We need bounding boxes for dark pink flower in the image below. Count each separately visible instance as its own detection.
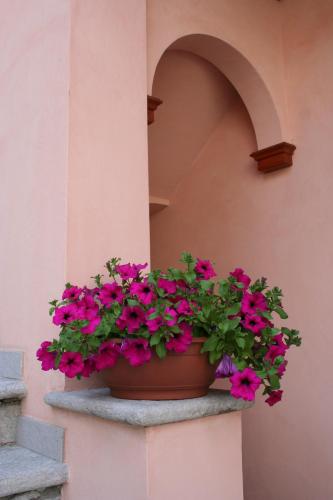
[146,308,163,333]
[94,341,119,371]
[166,322,192,353]
[81,357,96,378]
[116,306,145,333]
[176,299,193,316]
[77,295,99,321]
[164,307,177,327]
[157,278,177,294]
[230,268,251,290]
[81,316,101,335]
[116,263,147,280]
[265,335,288,363]
[277,359,288,377]
[194,259,216,280]
[59,352,84,378]
[241,292,267,315]
[122,338,152,367]
[215,355,238,378]
[53,304,80,326]
[265,390,283,406]
[242,314,267,335]
[36,341,56,371]
[130,279,156,305]
[62,285,83,301]
[230,368,261,401]
[99,283,124,306]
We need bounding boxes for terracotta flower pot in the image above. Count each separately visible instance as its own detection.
[101,338,217,400]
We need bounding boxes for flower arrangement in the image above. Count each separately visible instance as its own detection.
[37,253,301,405]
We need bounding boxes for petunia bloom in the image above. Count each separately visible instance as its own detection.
[230,268,251,290]
[265,334,289,363]
[130,279,156,305]
[164,307,178,327]
[116,306,146,333]
[241,292,267,315]
[215,354,238,378]
[194,259,217,280]
[122,339,152,367]
[146,308,163,333]
[277,359,288,377]
[77,295,99,321]
[230,368,261,401]
[81,357,96,378]
[176,299,193,316]
[59,352,84,378]
[99,283,124,306]
[62,285,82,301]
[53,304,80,326]
[116,263,147,280]
[242,314,267,335]
[94,341,119,371]
[36,341,56,371]
[265,390,283,406]
[157,278,177,294]
[166,322,192,353]
[81,316,101,335]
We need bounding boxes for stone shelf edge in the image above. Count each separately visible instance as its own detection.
[44,388,253,427]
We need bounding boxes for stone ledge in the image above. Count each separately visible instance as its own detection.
[0,379,26,401]
[45,388,252,427]
[0,446,68,497]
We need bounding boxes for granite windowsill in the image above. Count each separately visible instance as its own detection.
[44,388,253,427]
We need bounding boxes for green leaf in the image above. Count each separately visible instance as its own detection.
[236,336,245,349]
[201,336,219,352]
[274,306,288,319]
[269,374,281,390]
[150,333,163,346]
[199,280,214,291]
[156,342,167,359]
[225,303,241,316]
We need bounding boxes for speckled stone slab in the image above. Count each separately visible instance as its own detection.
[0,400,21,445]
[1,485,61,500]
[0,446,68,497]
[0,379,26,401]
[45,388,252,427]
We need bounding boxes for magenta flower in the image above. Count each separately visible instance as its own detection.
[164,307,178,326]
[277,359,288,377]
[94,341,119,371]
[194,259,217,280]
[176,299,193,316]
[265,334,288,362]
[157,278,177,294]
[215,354,238,378]
[122,338,152,367]
[265,390,283,406]
[99,283,124,307]
[77,295,99,321]
[62,285,82,301]
[242,314,267,335]
[230,368,261,401]
[116,262,147,280]
[146,308,163,333]
[81,357,96,378]
[241,292,267,315]
[130,279,156,305]
[81,316,101,335]
[166,322,192,353]
[230,268,251,290]
[116,306,145,333]
[59,352,84,378]
[53,304,80,326]
[36,341,56,371]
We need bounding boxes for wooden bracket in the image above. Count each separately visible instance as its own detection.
[250,142,296,173]
[148,95,163,125]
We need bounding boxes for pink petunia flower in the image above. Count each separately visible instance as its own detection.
[130,279,156,305]
[241,292,267,315]
[215,354,238,378]
[176,299,193,316]
[164,307,178,327]
[62,286,83,301]
[122,338,152,367]
[94,341,119,371]
[230,268,251,290]
[81,316,101,335]
[36,341,56,371]
[265,390,283,406]
[99,283,124,307]
[116,306,145,333]
[157,278,177,294]
[265,334,289,363]
[77,294,99,321]
[116,263,148,280]
[59,352,84,378]
[277,359,288,377]
[166,322,192,353]
[146,308,163,333]
[242,314,267,335]
[53,304,80,326]
[81,357,96,378]
[194,259,217,280]
[230,368,261,401]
